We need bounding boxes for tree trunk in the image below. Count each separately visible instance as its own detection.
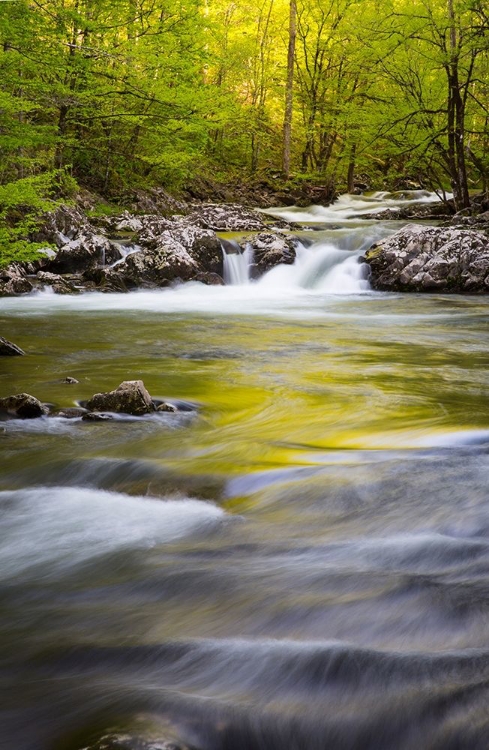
[282,0,296,178]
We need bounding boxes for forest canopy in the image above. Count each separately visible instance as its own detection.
[0,0,488,208]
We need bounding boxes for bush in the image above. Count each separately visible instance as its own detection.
[0,170,78,268]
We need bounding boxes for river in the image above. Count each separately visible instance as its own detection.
[1,192,489,750]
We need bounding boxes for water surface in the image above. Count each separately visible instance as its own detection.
[1,192,489,750]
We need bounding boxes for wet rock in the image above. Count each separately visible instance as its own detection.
[193,271,225,285]
[156,402,178,413]
[51,407,87,419]
[61,376,79,384]
[82,733,186,750]
[86,380,155,415]
[243,231,297,275]
[364,224,489,292]
[0,393,48,419]
[36,271,77,294]
[44,233,116,274]
[0,265,34,296]
[165,225,223,276]
[0,337,25,356]
[115,238,200,287]
[82,412,114,422]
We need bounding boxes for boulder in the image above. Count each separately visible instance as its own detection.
[0,393,48,419]
[0,276,33,296]
[114,237,200,287]
[32,204,90,247]
[242,232,297,275]
[36,271,77,294]
[85,380,155,415]
[185,203,268,232]
[43,233,118,274]
[0,337,25,356]
[364,224,489,292]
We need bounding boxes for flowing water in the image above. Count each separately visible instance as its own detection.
[1,192,489,750]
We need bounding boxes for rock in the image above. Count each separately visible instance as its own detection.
[0,276,33,296]
[82,412,114,422]
[165,225,223,276]
[32,205,90,247]
[51,407,87,418]
[185,203,268,232]
[44,233,117,274]
[61,376,79,384]
[36,271,77,294]
[242,231,297,275]
[156,402,177,413]
[0,393,48,419]
[82,733,186,750]
[86,380,155,415]
[193,272,225,285]
[115,238,200,287]
[364,224,489,292]
[0,337,25,356]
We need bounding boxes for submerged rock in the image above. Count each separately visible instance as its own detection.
[0,393,48,419]
[0,337,25,356]
[364,224,489,292]
[86,380,155,415]
[82,412,115,422]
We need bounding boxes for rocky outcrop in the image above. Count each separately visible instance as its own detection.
[185,203,268,232]
[0,393,48,418]
[364,224,489,292]
[242,232,297,275]
[85,380,155,415]
[0,265,33,296]
[36,271,78,294]
[0,337,25,356]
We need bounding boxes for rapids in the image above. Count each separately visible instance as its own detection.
[1,191,489,750]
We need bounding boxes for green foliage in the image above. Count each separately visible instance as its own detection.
[0,0,487,199]
[0,171,77,269]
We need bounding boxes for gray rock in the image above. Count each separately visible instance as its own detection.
[86,380,155,415]
[0,276,33,296]
[51,407,86,418]
[0,337,25,356]
[0,393,48,419]
[115,238,200,287]
[242,231,297,275]
[44,233,115,274]
[82,412,114,422]
[36,271,77,294]
[186,202,267,231]
[61,376,79,384]
[364,224,489,292]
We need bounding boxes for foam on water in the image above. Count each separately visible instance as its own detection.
[0,487,226,580]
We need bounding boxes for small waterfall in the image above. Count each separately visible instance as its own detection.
[110,243,142,268]
[258,242,369,294]
[221,240,254,285]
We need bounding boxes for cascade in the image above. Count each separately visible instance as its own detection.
[221,239,254,285]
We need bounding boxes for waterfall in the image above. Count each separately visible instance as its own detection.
[110,243,142,268]
[221,240,254,285]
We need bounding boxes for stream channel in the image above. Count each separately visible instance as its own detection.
[1,192,489,749]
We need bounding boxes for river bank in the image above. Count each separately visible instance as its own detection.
[1,189,489,297]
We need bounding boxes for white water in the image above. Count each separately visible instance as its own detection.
[261,189,449,224]
[110,242,142,267]
[223,243,254,285]
[0,487,226,581]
